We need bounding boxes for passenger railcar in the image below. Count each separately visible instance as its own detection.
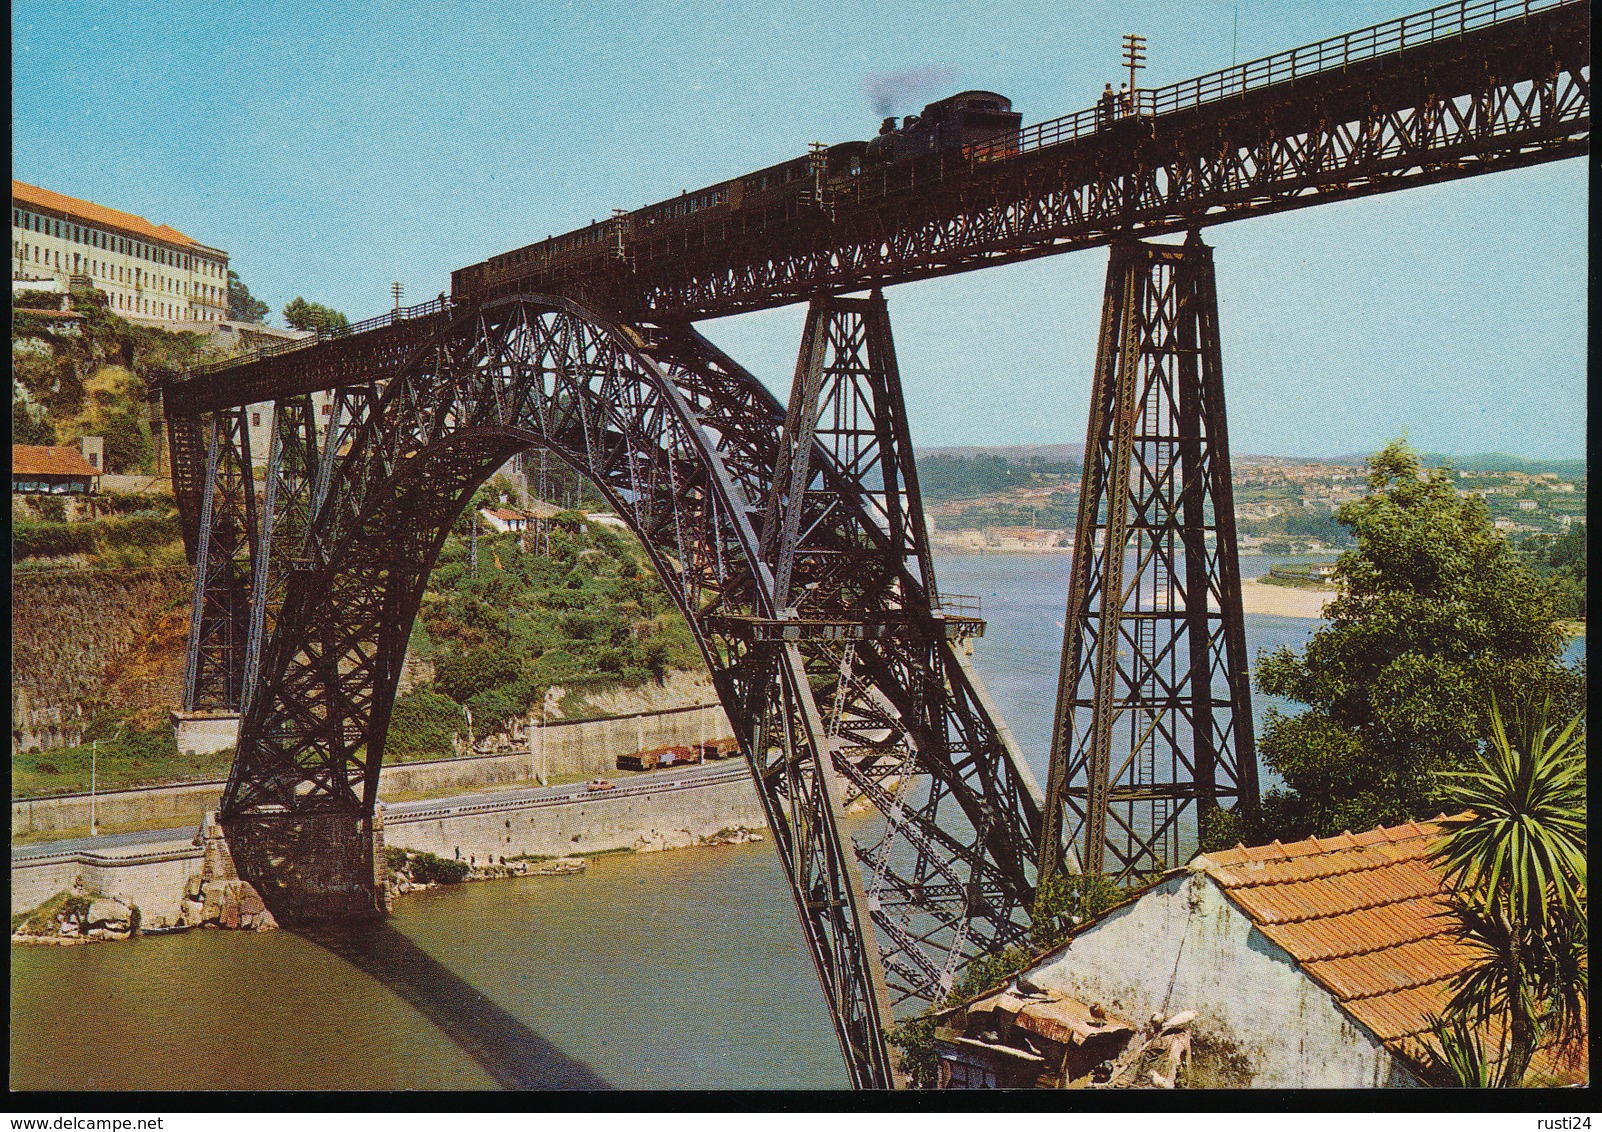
[451,91,1020,305]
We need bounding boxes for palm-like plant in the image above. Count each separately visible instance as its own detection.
[1428,701,1587,1087]
[1433,704,1587,930]
[1419,1012,1492,1088]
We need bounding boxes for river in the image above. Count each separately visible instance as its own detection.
[9,552,1585,1090]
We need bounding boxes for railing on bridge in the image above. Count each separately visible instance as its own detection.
[186,295,454,378]
[1008,0,1567,156]
[934,593,982,619]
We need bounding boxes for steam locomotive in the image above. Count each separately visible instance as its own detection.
[450,91,1022,303]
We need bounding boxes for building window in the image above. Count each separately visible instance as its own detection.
[321,404,332,417]
[252,412,261,426]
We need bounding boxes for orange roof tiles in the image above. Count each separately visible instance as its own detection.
[12,179,209,251]
[13,445,100,478]
[1195,817,1586,1085]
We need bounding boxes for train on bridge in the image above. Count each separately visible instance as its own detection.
[449,90,1022,304]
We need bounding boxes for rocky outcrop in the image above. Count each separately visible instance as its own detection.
[10,882,140,945]
[633,824,763,853]
[11,565,190,751]
[577,671,719,717]
[384,852,589,900]
[179,874,277,932]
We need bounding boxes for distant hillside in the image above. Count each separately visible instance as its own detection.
[1320,452,1587,477]
[919,444,1584,477]
[917,443,1085,464]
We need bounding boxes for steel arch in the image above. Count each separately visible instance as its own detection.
[207,293,1042,1087]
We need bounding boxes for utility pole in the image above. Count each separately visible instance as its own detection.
[90,739,98,837]
[391,281,404,311]
[1123,33,1147,109]
[470,512,478,576]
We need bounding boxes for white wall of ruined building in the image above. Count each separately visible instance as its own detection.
[1024,871,1417,1088]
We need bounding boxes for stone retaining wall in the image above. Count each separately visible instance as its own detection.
[12,770,767,919]
[383,771,767,862]
[13,702,732,839]
[10,845,202,924]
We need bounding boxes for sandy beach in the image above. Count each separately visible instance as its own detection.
[1239,577,1334,619]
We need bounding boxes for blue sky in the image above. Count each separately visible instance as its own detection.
[13,0,1586,458]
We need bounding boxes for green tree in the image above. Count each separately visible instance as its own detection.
[98,405,155,474]
[282,297,350,335]
[1029,871,1122,950]
[12,395,54,444]
[227,270,270,323]
[1422,703,1587,1086]
[1243,442,1582,843]
[1518,524,1587,621]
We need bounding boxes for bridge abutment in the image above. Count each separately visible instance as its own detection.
[220,808,389,926]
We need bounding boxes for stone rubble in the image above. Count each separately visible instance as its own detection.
[632,824,764,853]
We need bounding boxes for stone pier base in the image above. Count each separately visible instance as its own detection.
[219,807,389,927]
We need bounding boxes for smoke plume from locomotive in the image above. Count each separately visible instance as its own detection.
[862,64,959,118]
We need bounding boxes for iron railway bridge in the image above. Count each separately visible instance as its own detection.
[157,0,1586,1089]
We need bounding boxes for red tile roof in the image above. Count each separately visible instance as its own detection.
[12,445,100,478]
[12,180,206,251]
[1196,818,1586,1085]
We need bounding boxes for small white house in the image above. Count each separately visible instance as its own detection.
[479,506,530,533]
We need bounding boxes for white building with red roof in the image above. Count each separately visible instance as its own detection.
[11,180,229,323]
[13,442,103,495]
[479,506,531,533]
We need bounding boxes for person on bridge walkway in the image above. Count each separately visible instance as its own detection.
[1098,83,1116,129]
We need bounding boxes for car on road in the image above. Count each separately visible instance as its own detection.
[585,778,616,792]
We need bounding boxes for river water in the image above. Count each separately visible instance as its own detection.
[10,552,1584,1091]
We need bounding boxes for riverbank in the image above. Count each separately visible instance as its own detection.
[11,761,767,927]
[1238,577,1333,619]
[11,816,771,947]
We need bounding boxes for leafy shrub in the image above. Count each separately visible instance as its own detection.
[433,645,520,703]
[467,687,521,733]
[113,490,175,515]
[398,850,470,885]
[99,514,180,549]
[12,520,97,559]
[386,690,465,759]
[1030,871,1122,949]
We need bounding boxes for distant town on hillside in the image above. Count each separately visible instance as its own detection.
[915,445,1587,558]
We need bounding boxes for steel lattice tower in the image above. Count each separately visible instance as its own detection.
[1042,234,1259,885]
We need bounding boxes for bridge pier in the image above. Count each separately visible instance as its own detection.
[221,808,389,927]
[1042,234,1259,886]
